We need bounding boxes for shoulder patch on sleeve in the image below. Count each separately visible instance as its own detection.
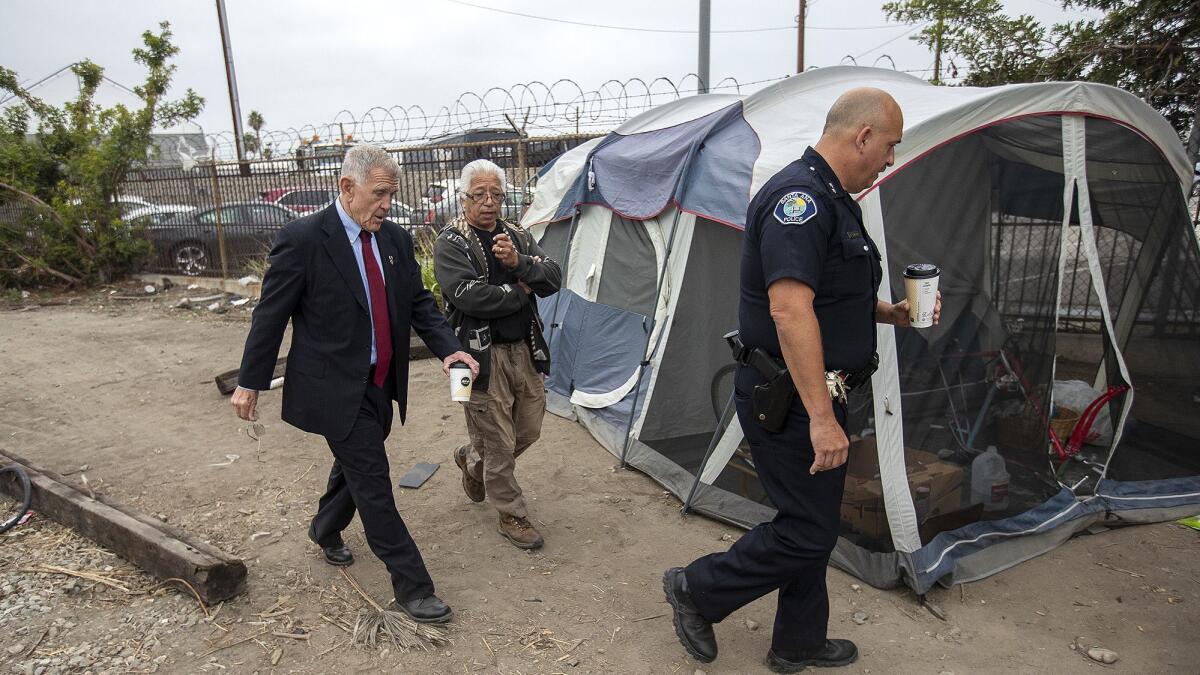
[773,191,819,225]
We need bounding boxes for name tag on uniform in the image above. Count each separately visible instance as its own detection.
[773,191,818,225]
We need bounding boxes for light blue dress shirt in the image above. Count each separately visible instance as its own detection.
[335,197,385,366]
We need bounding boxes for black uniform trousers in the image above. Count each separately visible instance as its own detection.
[684,366,848,655]
[310,371,435,603]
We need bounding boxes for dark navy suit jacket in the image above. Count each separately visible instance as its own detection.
[238,203,459,441]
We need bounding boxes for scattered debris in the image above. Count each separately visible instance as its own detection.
[210,454,240,467]
[1087,647,1120,664]
[230,297,250,307]
[144,284,157,294]
[850,583,862,592]
[1094,561,1145,578]
[1176,514,1200,531]
[743,618,759,631]
[1072,637,1120,664]
[341,568,448,650]
[238,275,261,288]
[922,599,948,621]
[397,462,440,489]
[851,611,869,625]
[174,293,225,309]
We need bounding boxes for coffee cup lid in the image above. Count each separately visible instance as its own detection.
[904,263,940,278]
[449,361,470,369]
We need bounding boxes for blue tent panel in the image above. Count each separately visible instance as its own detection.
[554,102,758,225]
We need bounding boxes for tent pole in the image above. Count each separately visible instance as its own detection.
[618,206,686,468]
[544,208,582,350]
[682,391,737,515]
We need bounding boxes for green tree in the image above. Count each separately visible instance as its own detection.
[242,131,260,157]
[883,0,1199,167]
[0,21,203,285]
[247,109,264,158]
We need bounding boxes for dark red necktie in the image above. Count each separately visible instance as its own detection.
[359,231,392,387]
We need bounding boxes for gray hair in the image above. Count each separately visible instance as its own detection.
[339,143,400,185]
[459,159,506,191]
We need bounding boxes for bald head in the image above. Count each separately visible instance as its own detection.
[822,87,902,136]
[813,87,904,193]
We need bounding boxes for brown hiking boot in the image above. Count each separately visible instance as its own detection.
[454,445,485,503]
[498,514,544,549]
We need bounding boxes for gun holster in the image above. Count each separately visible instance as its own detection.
[724,330,794,433]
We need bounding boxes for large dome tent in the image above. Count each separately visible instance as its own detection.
[521,66,1200,593]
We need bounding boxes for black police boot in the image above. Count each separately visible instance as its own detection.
[393,594,453,623]
[766,640,859,672]
[307,522,353,566]
[662,567,717,663]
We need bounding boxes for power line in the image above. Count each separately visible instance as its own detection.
[443,0,905,34]
[854,22,928,60]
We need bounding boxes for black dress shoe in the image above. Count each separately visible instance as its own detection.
[662,567,716,663]
[307,523,354,566]
[767,640,859,672]
[394,594,453,623]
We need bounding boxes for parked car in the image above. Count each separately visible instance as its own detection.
[260,187,338,214]
[419,178,528,228]
[123,202,194,225]
[148,202,299,276]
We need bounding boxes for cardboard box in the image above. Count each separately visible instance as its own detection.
[840,444,965,540]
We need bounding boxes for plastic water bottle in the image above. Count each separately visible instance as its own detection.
[971,445,1010,512]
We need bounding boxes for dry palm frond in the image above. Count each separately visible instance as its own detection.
[339,568,449,650]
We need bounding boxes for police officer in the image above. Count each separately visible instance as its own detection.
[663,88,940,672]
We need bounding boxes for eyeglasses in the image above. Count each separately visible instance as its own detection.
[461,190,506,204]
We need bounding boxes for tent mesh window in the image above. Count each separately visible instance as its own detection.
[640,218,741,469]
[835,115,1200,553]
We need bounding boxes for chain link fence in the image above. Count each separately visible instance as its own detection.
[113,133,601,278]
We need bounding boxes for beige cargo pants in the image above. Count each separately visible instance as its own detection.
[462,341,545,518]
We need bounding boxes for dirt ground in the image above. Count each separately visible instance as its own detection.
[1,282,1198,675]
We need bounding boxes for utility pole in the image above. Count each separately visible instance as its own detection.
[796,0,806,72]
[932,7,944,84]
[698,0,711,93]
[215,0,247,168]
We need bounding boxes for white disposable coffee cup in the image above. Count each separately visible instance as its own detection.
[449,362,473,402]
[903,263,941,328]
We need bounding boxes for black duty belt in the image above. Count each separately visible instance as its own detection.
[724,330,877,404]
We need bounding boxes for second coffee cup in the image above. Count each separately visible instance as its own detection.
[903,263,940,328]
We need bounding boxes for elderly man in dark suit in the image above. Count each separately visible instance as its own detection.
[231,143,477,623]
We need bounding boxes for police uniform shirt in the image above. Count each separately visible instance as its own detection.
[738,146,883,374]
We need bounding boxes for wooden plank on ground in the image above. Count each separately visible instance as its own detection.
[215,330,437,396]
[214,356,287,395]
[0,450,247,604]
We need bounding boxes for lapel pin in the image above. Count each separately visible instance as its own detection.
[388,255,395,265]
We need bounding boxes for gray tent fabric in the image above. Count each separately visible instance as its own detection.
[596,215,659,316]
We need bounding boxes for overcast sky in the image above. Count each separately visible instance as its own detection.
[2,0,1093,144]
